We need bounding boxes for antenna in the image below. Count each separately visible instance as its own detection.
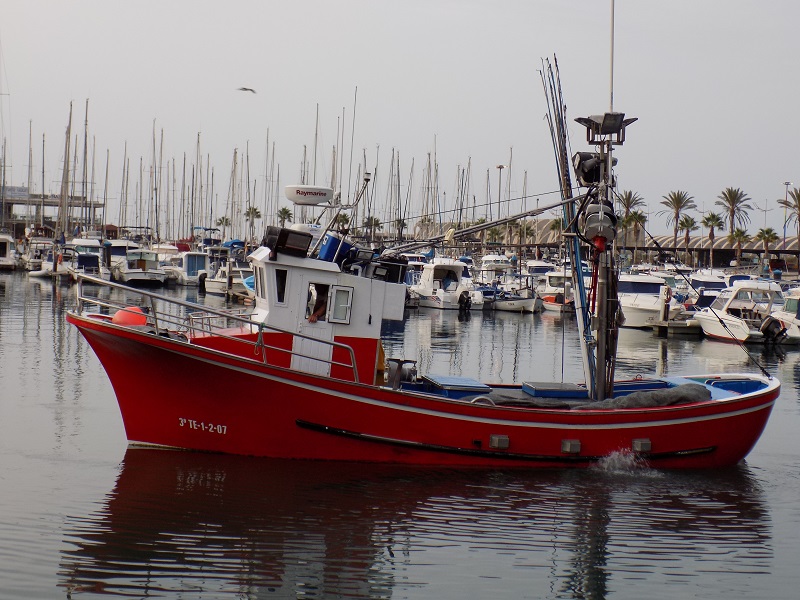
[609,0,616,111]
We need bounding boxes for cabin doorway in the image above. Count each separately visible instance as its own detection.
[292,280,334,376]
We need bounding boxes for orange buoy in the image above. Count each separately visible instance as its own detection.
[112,306,147,326]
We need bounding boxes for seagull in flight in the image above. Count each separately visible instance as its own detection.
[238,87,256,94]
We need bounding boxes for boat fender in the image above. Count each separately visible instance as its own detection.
[57,253,63,264]
[111,306,147,326]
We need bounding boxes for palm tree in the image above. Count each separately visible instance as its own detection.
[487,226,504,244]
[245,206,261,222]
[394,218,407,240]
[701,212,724,269]
[728,228,749,266]
[277,207,293,228]
[245,206,261,243]
[753,227,779,272]
[215,216,231,228]
[678,214,699,266]
[715,187,753,233]
[332,213,350,230]
[658,190,696,253]
[628,210,647,264]
[777,185,800,255]
[473,217,487,244]
[517,218,532,246]
[362,216,383,243]
[617,190,646,249]
[505,220,521,245]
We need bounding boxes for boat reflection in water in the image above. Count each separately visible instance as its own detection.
[59,448,772,599]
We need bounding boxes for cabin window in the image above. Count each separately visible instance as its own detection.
[306,283,330,322]
[254,266,265,297]
[328,286,353,324]
[275,269,288,304]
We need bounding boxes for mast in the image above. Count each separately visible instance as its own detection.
[102,148,109,235]
[89,136,96,233]
[573,113,637,400]
[81,99,89,233]
[27,121,32,229]
[1,137,6,228]
[40,133,45,228]
[57,102,73,243]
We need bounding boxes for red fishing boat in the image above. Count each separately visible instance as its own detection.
[67,94,779,468]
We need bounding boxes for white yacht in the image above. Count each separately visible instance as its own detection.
[20,237,53,271]
[409,257,484,310]
[162,250,211,286]
[0,229,18,270]
[114,248,167,285]
[617,273,683,328]
[63,238,112,282]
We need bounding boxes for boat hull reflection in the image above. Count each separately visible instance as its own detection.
[59,448,772,598]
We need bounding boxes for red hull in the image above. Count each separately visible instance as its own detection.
[67,311,778,469]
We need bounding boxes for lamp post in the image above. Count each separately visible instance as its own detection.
[782,181,793,251]
[753,200,773,229]
[496,165,505,220]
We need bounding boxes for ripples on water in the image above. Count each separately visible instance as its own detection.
[0,272,798,599]
[56,450,774,599]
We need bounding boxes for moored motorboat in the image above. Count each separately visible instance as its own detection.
[0,229,19,270]
[409,257,484,310]
[692,279,798,344]
[617,273,684,328]
[538,269,576,312]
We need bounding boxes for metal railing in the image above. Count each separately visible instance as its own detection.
[73,274,361,382]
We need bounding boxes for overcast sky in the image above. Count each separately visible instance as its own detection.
[1,0,798,237]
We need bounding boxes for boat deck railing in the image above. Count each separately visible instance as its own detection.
[73,274,361,382]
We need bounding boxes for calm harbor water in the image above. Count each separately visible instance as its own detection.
[1,269,799,599]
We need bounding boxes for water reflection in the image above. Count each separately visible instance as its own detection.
[59,449,772,599]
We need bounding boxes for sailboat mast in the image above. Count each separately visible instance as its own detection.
[27,121,32,229]
[40,133,45,228]
[102,148,109,234]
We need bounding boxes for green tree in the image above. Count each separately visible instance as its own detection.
[753,227,779,270]
[332,213,351,230]
[701,212,725,269]
[394,218,407,240]
[777,186,800,255]
[277,207,293,228]
[473,217,487,244]
[715,187,753,233]
[617,190,646,249]
[245,206,262,222]
[627,210,647,264]
[245,206,262,243]
[362,215,383,242]
[487,226,504,243]
[678,214,699,266]
[658,190,697,253]
[728,228,750,266]
[215,216,231,228]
